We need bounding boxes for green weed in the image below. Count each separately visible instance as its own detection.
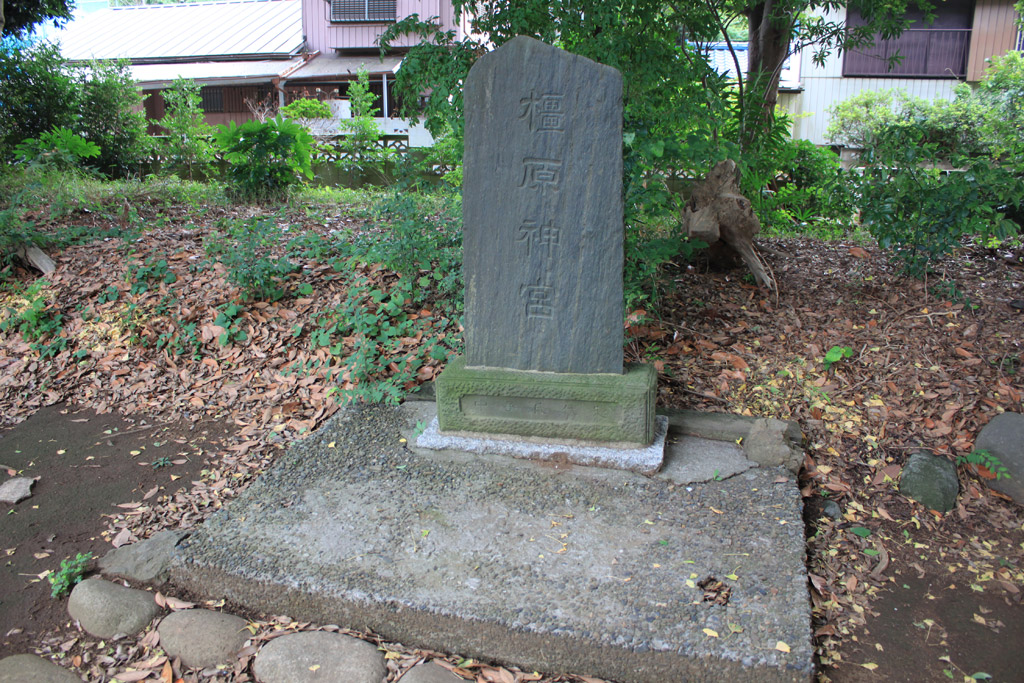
[48,552,93,598]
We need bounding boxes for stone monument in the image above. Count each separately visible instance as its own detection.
[423,36,666,472]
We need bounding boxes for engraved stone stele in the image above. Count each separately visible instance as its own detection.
[432,36,661,464]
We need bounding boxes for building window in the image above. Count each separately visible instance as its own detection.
[330,0,396,22]
[843,0,973,78]
[200,86,224,113]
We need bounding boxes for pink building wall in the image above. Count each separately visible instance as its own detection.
[303,0,460,53]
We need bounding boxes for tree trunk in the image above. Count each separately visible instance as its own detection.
[681,160,774,289]
[744,0,793,145]
[0,0,6,35]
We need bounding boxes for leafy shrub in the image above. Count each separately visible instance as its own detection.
[0,41,79,156]
[158,78,215,180]
[975,51,1024,158]
[213,116,314,201]
[14,127,100,171]
[281,98,332,120]
[827,87,988,159]
[77,60,150,178]
[755,140,855,234]
[851,127,1022,276]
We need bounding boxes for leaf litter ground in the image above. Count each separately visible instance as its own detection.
[0,198,1022,682]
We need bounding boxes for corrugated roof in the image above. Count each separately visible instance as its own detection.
[56,0,303,63]
[287,53,404,79]
[131,57,307,88]
[701,42,801,91]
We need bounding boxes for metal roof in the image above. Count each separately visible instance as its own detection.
[56,0,303,63]
[130,57,307,88]
[701,42,802,91]
[287,53,404,80]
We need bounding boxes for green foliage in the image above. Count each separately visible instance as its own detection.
[336,70,396,182]
[14,127,101,171]
[291,190,462,405]
[213,302,248,345]
[0,42,79,155]
[956,449,1011,481]
[822,345,853,371]
[0,280,67,358]
[755,139,855,234]
[127,256,176,295]
[151,456,172,469]
[48,552,93,599]
[281,98,332,120]
[354,191,463,310]
[77,60,150,178]
[827,88,988,158]
[158,78,215,180]
[213,116,313,201]
[205,217,298,301]
[851,127,1022,276]
[975,51,1024,159]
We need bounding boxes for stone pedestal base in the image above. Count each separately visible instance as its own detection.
[435,356,657,447]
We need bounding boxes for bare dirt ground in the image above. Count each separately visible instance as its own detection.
[0,198,1021,682]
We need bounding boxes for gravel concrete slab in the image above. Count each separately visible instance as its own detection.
[171,403,812,683]
[416,415,668,474]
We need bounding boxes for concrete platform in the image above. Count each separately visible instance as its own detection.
[170,402,812,682]
[415,415,670,474]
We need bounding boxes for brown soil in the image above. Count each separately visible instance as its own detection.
[0,404,232,657]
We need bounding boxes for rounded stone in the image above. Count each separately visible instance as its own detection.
[401,661,463,683]
[974,411,1024,504]
[67,578,161,639]
[253,631,385,683]
[98,530,188,585]
[900,450,959,513]
[158,609,250,669]
[0,654,82,683]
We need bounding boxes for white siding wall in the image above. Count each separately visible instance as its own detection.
[797,7,963,145]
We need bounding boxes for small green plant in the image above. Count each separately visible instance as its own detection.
[97,285,120,304]
[0,281,67,358]
[956,449,1011,480]
[151,456,172,469]
[154,319,202,359]
[128,257,176,295]
[929,279,976,309]
[823,345,853,371]
[214,303,248,346]
[206,217,298,301]
[48,552,93,598]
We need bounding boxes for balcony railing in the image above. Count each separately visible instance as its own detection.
[843,28,971,78]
